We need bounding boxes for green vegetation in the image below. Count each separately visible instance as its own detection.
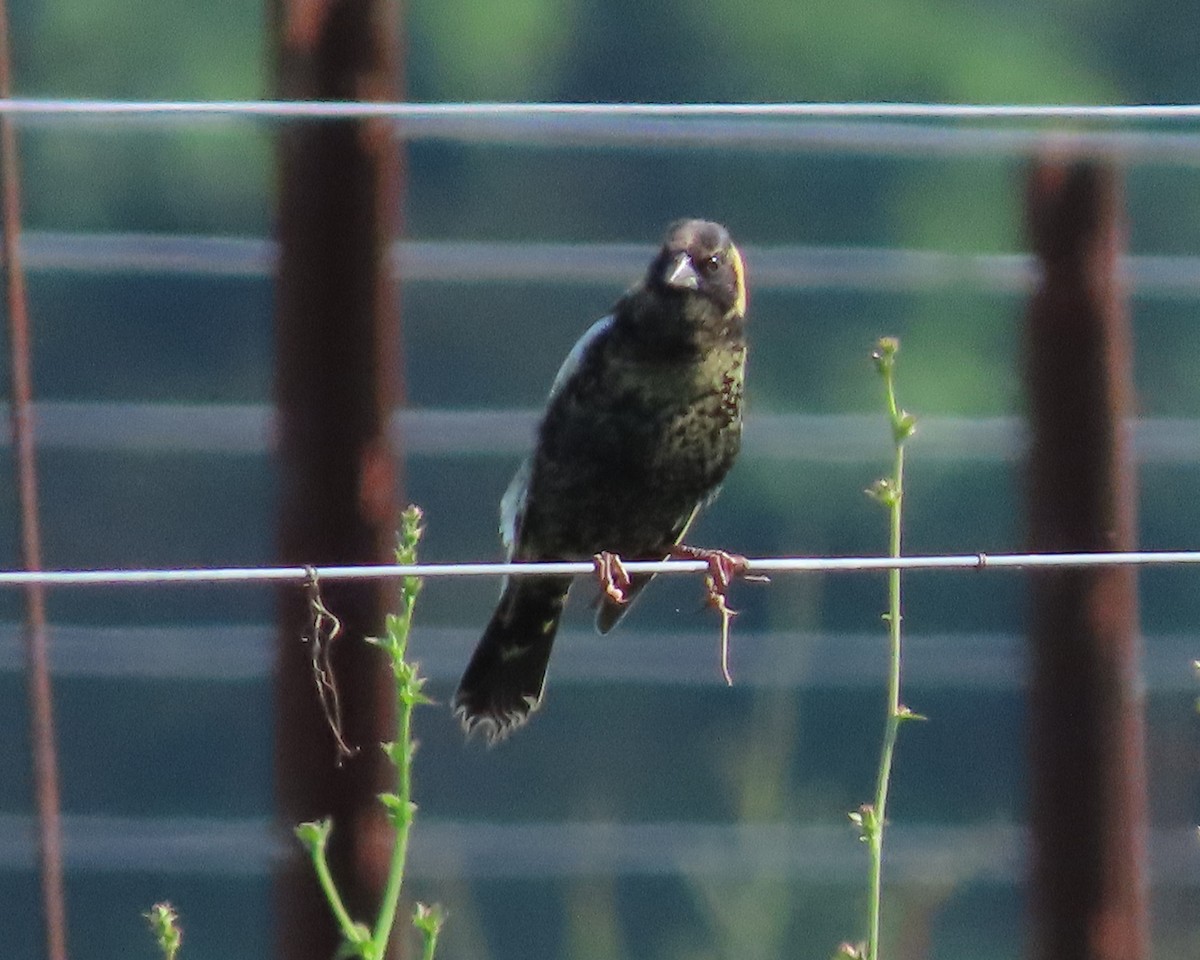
[840,338,922,959]
[144,902,183,960]
[296,507,444,960]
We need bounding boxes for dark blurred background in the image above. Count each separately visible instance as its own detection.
[1,1,1199,958]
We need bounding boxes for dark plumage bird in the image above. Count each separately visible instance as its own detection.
[454,219,749,741]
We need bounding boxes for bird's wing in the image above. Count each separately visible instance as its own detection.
[546,314,613,405]
[501,314,614,557]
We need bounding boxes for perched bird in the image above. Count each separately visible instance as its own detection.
[453,219,749,741]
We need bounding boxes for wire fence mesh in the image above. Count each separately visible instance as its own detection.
[6,97,1200,959]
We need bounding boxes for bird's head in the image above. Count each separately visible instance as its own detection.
[650,219,747,322]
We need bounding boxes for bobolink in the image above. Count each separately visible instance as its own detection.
[454,219,749,741]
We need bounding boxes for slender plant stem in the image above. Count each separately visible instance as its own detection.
[295,506,440,960]
[372,683,415,953]
[849,337,914,960]
[309,829,360,941]
[371,507,426,956]
[413,903,447,959]
[867,440,904,960]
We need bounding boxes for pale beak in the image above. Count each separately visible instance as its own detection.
[663,252,700,291]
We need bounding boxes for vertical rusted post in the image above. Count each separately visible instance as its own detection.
[1025,159,1148,960]
[272,1,403,958]
[0,3,69,959]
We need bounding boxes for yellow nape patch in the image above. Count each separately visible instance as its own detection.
[729,244,747,318]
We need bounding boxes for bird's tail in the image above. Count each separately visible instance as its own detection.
[453,576,571,742]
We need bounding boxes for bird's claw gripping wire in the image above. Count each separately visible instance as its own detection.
[670,545,767,685]
[593,550,633,605]
[670,544,765,605]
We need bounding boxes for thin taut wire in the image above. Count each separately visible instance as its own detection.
[1,99,1200,120]
[1,549,1200,588]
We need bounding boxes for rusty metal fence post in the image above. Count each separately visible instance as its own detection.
[272,1,404,957]
[1024,159,1149,960]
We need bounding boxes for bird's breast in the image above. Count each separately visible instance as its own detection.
[519,342,745,558]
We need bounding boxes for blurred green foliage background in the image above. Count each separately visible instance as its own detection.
[1,1,1199,959]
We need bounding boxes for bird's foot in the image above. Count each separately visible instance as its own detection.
[593,551,633,606]
[671,545,766,686]
[670,544,766,603]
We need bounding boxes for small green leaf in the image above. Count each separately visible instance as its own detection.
[865,478,898,507]
[378,793,416,826]
[295,819,332,851]
[894,410,917,443]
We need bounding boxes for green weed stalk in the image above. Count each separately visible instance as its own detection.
[144,902,183,960]
[295,505,445,960]
[838,338,919,960]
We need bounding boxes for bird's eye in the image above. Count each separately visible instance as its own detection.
[700,254,721,276]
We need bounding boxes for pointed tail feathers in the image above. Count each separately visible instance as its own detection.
[454,577,571,742]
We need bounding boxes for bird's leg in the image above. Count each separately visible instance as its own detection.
[671,545,765,686]
[670,544,764,603]
[593,550,633,606]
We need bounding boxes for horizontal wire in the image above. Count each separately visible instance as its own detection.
[2,550,1200,587]
[10,101,1200,164]
[4,99,1200,120]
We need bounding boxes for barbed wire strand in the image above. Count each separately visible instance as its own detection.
[2,550,1200,587]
